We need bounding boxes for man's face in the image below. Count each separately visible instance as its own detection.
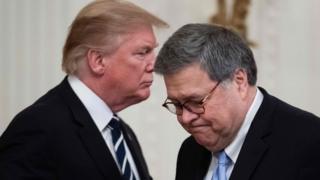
[164,64,246,152]
[102,25,158,110]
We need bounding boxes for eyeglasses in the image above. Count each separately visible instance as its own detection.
[162,81,221,115]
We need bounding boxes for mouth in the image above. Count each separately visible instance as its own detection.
[141,80,153,87]
[187,124,210,133]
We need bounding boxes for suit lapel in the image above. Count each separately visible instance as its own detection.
[229,132,268,180]
[230,87,274,180]
[58,77,122,179]
[77,124,121,179]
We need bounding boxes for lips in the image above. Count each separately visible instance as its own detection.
[140,82,153,89]
[187,123,210,132]
[141,80,153,87]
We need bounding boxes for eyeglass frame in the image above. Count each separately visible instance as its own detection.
[162,81,221,115]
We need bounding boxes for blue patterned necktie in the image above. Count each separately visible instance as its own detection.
[108,116,136,180]
[212,151,231,180]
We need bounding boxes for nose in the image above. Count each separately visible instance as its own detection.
[179,107,199,126]
[146,52,155,72]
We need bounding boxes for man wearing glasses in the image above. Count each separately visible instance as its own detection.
[155,23,320,180]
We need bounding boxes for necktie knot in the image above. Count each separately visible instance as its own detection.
[108,117,122,145]
[108,115,121,129]
[217,151,231,165]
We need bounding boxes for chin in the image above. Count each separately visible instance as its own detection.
[138,89,151,100]
[130,90,150,105]
[194,135,218,151]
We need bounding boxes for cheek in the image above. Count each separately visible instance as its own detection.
[118,63,145,81]
[128,61,147,75]
[203,104,232,130]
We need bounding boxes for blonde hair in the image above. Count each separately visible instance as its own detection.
[62,0,168,74]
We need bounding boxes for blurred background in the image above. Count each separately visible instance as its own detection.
[0,0,319,179]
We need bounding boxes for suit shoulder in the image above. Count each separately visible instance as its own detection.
[4,85,71,135]
[260,87,319,121]
[181,136,197,148]
[176,136,211,180]
[273,97,320,125]
[179,136,209,156]
[269,96,320,142]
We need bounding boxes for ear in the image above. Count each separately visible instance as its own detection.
[233,68,249,99]
[86,49,106,75]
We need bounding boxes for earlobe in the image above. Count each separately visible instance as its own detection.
[86,49,105,75]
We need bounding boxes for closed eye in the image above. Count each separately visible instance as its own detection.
[136,47,152,55]
[184,100,204,107]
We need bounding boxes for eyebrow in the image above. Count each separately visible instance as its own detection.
[137,43,158,52]
[167,93,204,103]
[142,41,158,48]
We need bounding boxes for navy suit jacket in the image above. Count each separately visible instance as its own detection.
[0,77,152,180]
[176,88,320,180]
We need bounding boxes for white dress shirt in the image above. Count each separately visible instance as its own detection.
[68,75,140,180]
[204,88,264,180]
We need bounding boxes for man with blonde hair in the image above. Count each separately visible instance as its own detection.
[0,0,167,179]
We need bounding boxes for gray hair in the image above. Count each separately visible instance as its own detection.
[155,23,257,85]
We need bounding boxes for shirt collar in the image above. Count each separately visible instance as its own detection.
[68,75,113,132]
[224,88,264,163]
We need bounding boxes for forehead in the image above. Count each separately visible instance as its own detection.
[164,64,213,100]
[119,25,157,48]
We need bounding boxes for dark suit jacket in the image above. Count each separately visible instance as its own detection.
[176,87,320,180]
[0,77,152,180]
